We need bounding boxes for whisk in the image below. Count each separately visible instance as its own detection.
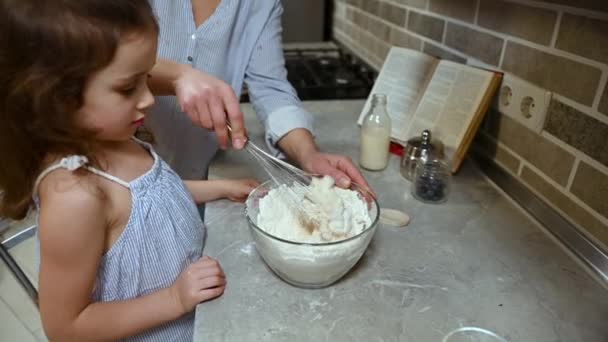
[225,123,309,187]
[225,123,318,230]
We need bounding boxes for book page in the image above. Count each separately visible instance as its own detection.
[357,47,438,143]
[404,60,493,159]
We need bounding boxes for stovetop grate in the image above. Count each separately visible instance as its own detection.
[240,45,377,102]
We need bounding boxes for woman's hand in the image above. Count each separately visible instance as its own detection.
[169,256,226,314]
[276,128,373,194]
[222,179,260,202]
[149,60,248,150]
[301,151,372,192]
[173,66,247,151]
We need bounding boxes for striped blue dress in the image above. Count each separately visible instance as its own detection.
[34,140,205,341]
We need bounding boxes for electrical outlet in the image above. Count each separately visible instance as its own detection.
[492,75,552,133]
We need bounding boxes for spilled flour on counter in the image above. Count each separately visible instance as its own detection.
[257,176,371,243]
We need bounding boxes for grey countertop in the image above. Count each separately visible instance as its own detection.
[194,100,608,342]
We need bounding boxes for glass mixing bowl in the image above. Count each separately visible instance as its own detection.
[245,179,380,288]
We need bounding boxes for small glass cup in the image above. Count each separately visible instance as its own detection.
[411,158,451,204]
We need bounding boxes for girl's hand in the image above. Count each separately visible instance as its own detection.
[169,256,226,314]
[223,179,259,202]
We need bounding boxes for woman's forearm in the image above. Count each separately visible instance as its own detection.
[277,128,318,167]
[148,58,189,96]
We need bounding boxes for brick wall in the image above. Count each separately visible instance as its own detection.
[333,0,608,249]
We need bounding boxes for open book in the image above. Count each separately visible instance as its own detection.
[357,47,502,173]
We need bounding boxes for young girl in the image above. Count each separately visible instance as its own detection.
[0,1,257,340]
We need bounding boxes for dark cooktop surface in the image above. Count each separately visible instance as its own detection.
[240,46,377,102]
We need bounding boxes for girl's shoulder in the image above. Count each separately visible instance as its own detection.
[37,154,107,204]
[37,164,105,205]
[36,157,110,237]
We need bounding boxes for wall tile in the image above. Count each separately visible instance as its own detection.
[599,82,608,117]
[486,110,575,186]
[502,42,601,106]
[364,31,376,49]
[556,14,608,65]
[380,2,407,26]
[429,0,477,22]
[335,31,351,50]
[368,17,391,41]
[478,0,557,45]
[408,11,445,42]
[375,40,391,61]
[445,23,503,66]
[540,0,608,13]
[346,7,355,22]
[390,27,423,50]
[352,10,368,27]
[521,166,608,246]
[357,28,374,52]
[394,0,427,9]
[333,15,342,31]
[335,22,345,36]
[340,20,352,39]
[474,133,521,173]
[346,22,360,42]
[335,1,346,19]
[423,42,467,63]
[362,0,381,17]
[544,99,608,167]
[571,162,608,218]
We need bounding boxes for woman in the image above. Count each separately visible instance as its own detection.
[147,0,370,190]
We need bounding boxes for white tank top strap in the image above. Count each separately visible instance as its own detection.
[131,135,155,155]
[33,155,130,195]
[131,135,147,146]
[84,165,130,188]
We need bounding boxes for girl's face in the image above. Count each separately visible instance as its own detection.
[78,32,157,143]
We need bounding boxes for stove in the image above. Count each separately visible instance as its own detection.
[240,44,377,102]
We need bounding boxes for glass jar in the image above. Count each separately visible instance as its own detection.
[400,130,444,181]
[412,158,451,204]
[359,93,392,171]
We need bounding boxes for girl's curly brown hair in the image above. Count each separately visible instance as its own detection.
[0,0,159,219]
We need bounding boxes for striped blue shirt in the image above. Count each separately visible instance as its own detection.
[147,0,314,179]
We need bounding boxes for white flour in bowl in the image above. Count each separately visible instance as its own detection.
[252,176,375,287]
[257,176,371,243]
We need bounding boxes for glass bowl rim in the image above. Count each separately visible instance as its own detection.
[245,179,380,247]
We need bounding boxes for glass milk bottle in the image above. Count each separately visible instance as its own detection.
[360,93,392,171]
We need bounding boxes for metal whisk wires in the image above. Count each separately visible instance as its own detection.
[225,122,310,185]
[226,123,318,230]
